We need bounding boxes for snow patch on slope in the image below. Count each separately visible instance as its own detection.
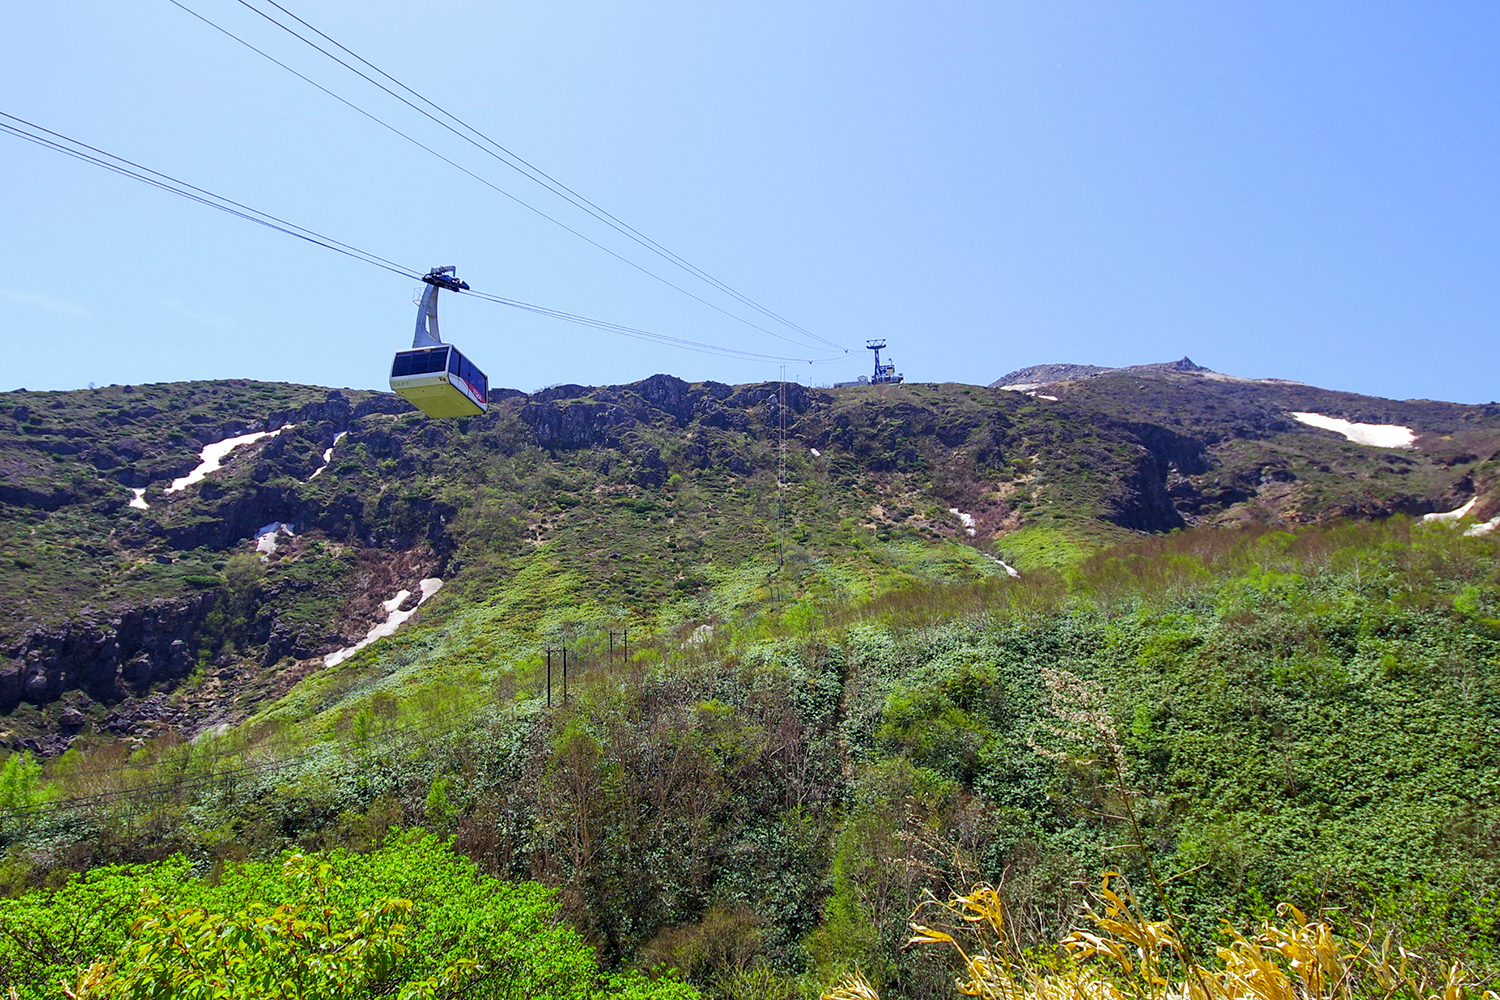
[128,488,149,510]
[1466,516,1500,538]
[307,431,347,481]
[983,553,1021,577]
[254,521,294,559]
[1290,412,1416,449]
[1423,497,1476,524]
[1421,497,1499,537]
[324,578,443,668]
[995,383,1060,400]
[166,425,296,493]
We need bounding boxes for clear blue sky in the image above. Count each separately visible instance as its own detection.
[3,1,1496,402]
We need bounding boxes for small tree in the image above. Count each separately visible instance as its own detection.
[0,751,43,811]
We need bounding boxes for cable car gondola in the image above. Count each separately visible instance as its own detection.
[390,266,489,418]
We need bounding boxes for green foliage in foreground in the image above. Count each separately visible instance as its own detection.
[6,518,1500,1000]
[0,832,699,1000]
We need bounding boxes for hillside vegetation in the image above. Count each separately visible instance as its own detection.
[3,371,1496,741]
[1,372,1498,997]
[2,516,1497,998]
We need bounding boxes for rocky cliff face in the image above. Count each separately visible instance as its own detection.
[1,592,214,713]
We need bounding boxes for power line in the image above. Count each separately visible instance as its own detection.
[0,110,837,365]
[0,113,419,280]
[235,0,846,353]
[461,287,827,364]
[1,713,464,822]
[168,0,844,357]
[5,627,643,824]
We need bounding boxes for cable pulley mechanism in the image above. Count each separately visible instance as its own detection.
[389,266,490,418]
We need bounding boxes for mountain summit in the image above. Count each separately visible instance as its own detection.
[991,356,1211,388]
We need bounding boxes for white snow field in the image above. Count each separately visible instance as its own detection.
[1423,497,1477,524]
[307,431,348,481]
[1289,412,1416,449]
[165,425,296,493]
[1420,497,1499,536]
[1467,516,1500,538]
[324,578,443,668]
[983,553,1021,578]
[254,521,294,559]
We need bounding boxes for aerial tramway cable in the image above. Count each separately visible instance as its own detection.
[232,0,844,352]
[463,289,828,363]
[0,113,419,280]
[0,111,833,365]
[168,0,844,356]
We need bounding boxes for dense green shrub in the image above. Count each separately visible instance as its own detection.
[6,520,1499,999]
[0,832,699,1000]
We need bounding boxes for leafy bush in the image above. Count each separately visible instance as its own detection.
[0,833,699,1000]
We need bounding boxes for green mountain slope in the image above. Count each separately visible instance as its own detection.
[4,518,1499,998]
[1,371,1497,747]
[3,367,1500,996]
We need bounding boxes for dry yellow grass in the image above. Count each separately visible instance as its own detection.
[824,874,1495,1000]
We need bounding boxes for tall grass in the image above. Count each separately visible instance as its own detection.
[823,528,1500,1000]
[825,873,1496,1000]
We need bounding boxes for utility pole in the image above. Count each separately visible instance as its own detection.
[545,646,569,705]
[780,365,792,605]
[609,628,629,668]
[778,366,787,571]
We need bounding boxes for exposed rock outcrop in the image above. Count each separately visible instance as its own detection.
[1,592,217,713]
[991,357,1208,388]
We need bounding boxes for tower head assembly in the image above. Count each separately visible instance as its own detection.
[866,339,904,384]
